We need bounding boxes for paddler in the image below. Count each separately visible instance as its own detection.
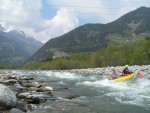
[109,67,118,80]
[122,65,132,76]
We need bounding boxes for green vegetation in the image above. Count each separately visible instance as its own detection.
[23,39,150,70]
[0,65,18,69]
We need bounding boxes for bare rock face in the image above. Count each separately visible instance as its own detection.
[0,84,18,110]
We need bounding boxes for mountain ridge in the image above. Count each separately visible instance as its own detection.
[27,6,150,63]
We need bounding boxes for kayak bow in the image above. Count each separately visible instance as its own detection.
[112,72,136,82]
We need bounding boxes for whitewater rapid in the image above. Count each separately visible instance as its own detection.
[0,69,150,113]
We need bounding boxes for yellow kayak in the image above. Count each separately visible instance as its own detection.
[112,72,136,82]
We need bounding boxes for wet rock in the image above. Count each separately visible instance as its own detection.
[14,83,26,90]
[0,74,11,79]
[27,109,51,113]
[36,86,53,94]
[22,83,34,87]
[16,100,27,112]
[25,104,38,112]
[28,77,34,80]
[56,87,69,91]
[0,79,10,85]
[17,92,50,104]
[10,108,25,113]
[26,93,49,104]
[28,87,39,92]
[26,104,54,113]
[10,75,17,79]
[44,86,54,91]
[0,84,18,110]
[18,79,29,85]
[66,95,79,100]
[32,82,42,88]
[9,79,17,83]
[27,96,47,104]
[16,92,31,99]
[0,79,17,85]
[19,76,29,80]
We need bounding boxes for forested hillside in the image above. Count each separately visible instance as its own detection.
[23,38,150,70]
[27,7,150,63]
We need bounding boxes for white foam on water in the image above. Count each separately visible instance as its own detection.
[54,72,76,79]
[102,89,147,107]
[44,71,83,80]
[115,95,144,106]
[80,78,129,90]
[57,80,66,85]
[89,76,97,80]
[78,76,150,107]
[114,79,150,106]
[136,78,150,88]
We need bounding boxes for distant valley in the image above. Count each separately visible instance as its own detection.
[0,25,43,66]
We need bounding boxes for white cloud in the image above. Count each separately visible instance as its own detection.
[0,0,79,43]
[49,0,150,23]
[46,8,78,37]
[0,0,42,26]
[49,0,110,23]
[23,8,79,43]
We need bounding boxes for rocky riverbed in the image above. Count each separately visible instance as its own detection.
[0,73,55,113]
[0,65,150,113]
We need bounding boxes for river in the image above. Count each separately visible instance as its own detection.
[0,69,150,113]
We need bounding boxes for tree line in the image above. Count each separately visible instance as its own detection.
[23,39,150,70]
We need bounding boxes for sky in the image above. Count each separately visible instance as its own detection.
[0,0,150,43]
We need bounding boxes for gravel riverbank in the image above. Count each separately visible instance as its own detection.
[69,65,150,78]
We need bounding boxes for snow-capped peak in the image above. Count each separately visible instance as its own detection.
[0,24,6,31]
[0,24,37,41]
[0,24,15,32]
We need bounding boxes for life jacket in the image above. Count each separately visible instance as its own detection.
[123,68,131,74]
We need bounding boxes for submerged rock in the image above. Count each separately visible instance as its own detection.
[0,84,18,110]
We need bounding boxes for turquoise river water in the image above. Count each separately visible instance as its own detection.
[0,70,150,113]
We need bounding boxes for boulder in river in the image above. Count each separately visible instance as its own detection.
[0,84,18,110]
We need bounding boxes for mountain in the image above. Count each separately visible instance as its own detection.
[27,6,150,63]
[0,25,43,66]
